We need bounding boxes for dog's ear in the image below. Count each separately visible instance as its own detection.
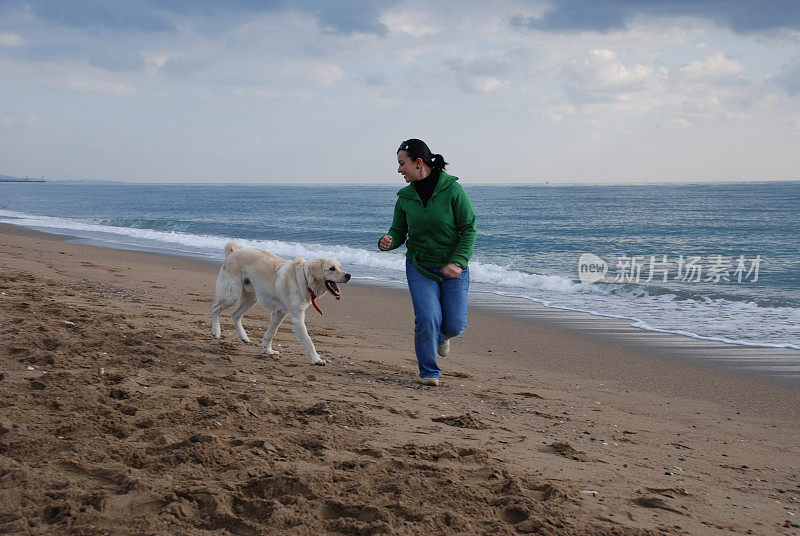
[305,258,325,283]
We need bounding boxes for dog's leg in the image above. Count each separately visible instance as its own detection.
[211,303,222,338]
[261,309,287,356]
[211,296,238,339]
[212,270,242,339]
[231,290,258,343]
[289,311,326,365]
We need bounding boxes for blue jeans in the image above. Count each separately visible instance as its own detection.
[405,259,470,378]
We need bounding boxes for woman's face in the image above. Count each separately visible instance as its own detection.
[397,150,423,183]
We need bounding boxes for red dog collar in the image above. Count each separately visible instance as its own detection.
[308,287,323,315]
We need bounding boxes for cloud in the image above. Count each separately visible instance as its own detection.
[458,75,509,94]
[664,49,760,121]
[59,76,136,95]
[446,55,512,77]
[279,60,344,87]
[775,56,800,96]
[87,48,148,73]
[20,0,176,33]
[512,3,630,34]
[0,32,24,46]
[512,0,800,35]
[2,0,398,37]
[0,0,398,86]
[551,45,765,126]
[0,57,137,96]
[0,113,38,126]
[657,117,692,130]
[361,72,387,86]
[672,51,743,83]
[446,54,512,94]
[381,10,437,38]
[311,0,394,37]
[561,49,660,101]
[158,54,215,79]
[539,104,577,122]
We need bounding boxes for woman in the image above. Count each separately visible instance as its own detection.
[378,139,477,386]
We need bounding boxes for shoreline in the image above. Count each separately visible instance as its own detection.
[3,207,798,358]
[2,222,800,534]
[5,222,800,389]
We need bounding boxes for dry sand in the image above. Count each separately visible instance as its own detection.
[1,223,799,535]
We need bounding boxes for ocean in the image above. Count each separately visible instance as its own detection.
[2,180,799,359]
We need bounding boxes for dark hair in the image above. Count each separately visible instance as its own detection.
[397,138,448,174]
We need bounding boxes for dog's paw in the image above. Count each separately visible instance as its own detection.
[262,346,280,355]
[211,329,221,339]
[240,336,252,343]
[312,357,327,366]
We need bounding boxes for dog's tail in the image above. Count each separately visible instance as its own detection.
[224,241,243,256]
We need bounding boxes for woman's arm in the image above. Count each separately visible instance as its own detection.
[378,199,408,251]
[450,186,477,267]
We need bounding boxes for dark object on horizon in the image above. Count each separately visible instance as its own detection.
[0,174,45,182]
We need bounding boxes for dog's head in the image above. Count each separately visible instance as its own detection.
[306,258,351,300]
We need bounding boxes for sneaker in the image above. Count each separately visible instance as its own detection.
[419,377,440,387]
[437,339,451,357]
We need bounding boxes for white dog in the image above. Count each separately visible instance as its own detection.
[211,242,350,365]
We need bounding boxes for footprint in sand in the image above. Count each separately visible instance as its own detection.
[431,413,488,430]
[630,496,687,515]
[501,507,530,524]
[514,391,545,399]
[353,446,384,459]
[321,501,388,526]
[540,441,592,462]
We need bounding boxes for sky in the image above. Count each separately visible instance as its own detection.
[1,0,799,183]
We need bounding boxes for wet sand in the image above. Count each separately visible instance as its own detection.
[1,223,799,535]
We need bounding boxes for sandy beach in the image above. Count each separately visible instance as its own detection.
[1,223,799,535]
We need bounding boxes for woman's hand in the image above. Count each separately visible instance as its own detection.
[441,263,463,278]
[379,235,393,251]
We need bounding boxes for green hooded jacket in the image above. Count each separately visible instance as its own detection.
[380,171,477,281]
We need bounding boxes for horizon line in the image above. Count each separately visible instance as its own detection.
[17,177,800,187]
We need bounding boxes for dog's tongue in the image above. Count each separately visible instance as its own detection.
[330,282,341,300]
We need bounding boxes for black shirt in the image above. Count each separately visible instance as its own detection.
[413,171,440,207]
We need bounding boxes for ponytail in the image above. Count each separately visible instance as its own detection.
[429,153,448,174]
